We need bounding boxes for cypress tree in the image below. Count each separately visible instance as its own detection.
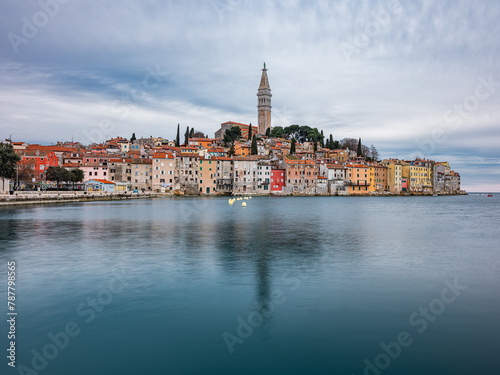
[320,130,324,148]
[175,124,180,147]
[248,123,252,140]
[184,126,190,146]
[291,138,296,154]
[189,127,194,138]
[357,137,363,157]
[130,133,136,142]
[329,134,334,150]
[251,135,258,155]
[266,127,271,137]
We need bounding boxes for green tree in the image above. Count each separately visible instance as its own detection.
[0,143,20,190]
[69,168,84,189]
[251,135,258,155]
[189,127,194,138]
[222,126,242,147]
[175,124,180,147]
[46,166,71,189]
[329,134,334,150]
[290,138,296,154]
[130,133,136,142]
[325,138,330,149]
[269,126,284,138]
[247,123,252,140]
[333,140,340,149]
[299,126,310,142]
[284,125,300,140]
[306,127,323,143]
[184,126,190,146]
[265,127,271,137]
[320,130,324,148]
[357,138,363,157]
[227,144,235,157]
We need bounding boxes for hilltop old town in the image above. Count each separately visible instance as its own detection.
[1,65,463,197]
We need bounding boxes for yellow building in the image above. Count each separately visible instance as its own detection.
[382,160,402,193]
[401,161,433,192]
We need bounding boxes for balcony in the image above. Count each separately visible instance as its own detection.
[347,180,370,186]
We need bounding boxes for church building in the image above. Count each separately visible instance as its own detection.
[214,64,272,139]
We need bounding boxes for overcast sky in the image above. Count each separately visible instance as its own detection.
[1,0,499,191]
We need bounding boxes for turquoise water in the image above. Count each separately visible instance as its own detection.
[1,195,499,374]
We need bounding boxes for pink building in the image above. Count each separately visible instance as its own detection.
[80,163,109,182]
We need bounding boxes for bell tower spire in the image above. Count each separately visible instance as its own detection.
[257,63,271,135]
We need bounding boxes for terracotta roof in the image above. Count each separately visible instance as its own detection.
[152,152,173,158]
[233,156,259,161]
[177,153,199,158]
[211,156,232,161]
[18,150,51,157]
[130,158,152,164]
[326,164,346,169]
[27,145,78,153]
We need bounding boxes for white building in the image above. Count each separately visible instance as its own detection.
[152,152,175,192]
[256,163,271,195]
[233,156,258,194]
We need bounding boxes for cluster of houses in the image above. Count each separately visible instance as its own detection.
[4,126,462,196]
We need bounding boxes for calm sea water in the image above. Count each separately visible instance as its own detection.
[1,195,499,375]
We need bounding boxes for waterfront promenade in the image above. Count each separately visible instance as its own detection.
[0,191,164,206]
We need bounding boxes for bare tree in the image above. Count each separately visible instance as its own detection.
[339,138,358,151]
[16,159,36,190]
[370,145,380,161]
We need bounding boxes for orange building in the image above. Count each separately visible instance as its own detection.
[346,164,371,195]
[198,157,217,195]
[234,143,252,157]
[188,138,214,148]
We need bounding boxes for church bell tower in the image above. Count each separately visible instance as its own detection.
[257,63,271,135]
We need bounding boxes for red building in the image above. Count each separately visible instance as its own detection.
[271,168,286,193]
[401,178,408,192]
[17,150,59,181]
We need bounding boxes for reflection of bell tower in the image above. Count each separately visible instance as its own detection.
[257,63,271,135]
